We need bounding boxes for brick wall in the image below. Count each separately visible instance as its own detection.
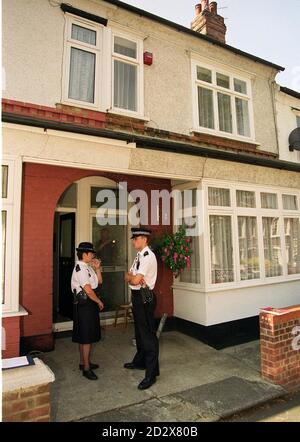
[2,384,51,422]
[2,317,20,358]
[20,163,173,352]
[260,305,300,391]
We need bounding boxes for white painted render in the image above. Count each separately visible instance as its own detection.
[173,280,300,326]
[3,0,279,153]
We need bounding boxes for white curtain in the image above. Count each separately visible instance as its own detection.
[198,87,214,129]
[114,36,136,58]
[180,234,201,284]
[72,25,96,45]
[236,98,250,137]
[263,217,283,277]
[236,190,255,208]
[285,218,300,275]
[208,187,230,206]
[283,195,298,210]
[114,60,137,111]
[238,216,260,280]
[210,215,234,283]
[261,192,278,209]
[218,92,232,133]
[68,48,95,103]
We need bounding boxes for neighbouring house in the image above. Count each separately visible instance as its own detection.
[2,0,300,356]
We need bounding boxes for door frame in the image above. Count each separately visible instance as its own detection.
[53,176,134,332]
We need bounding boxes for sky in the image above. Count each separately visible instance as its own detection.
[120,0,300,91]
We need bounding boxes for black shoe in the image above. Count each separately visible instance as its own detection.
[138,377,156,390]
[82,369,98,380]
[123,362,145,370]
[79,363,99,371]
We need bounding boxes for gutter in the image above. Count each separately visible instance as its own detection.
[280,86,300,100]
[100,0,284,72]
[3,112,300,173]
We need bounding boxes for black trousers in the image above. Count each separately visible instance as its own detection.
[131,289,159,379]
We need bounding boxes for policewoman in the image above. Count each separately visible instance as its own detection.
[71,242,104,381]
[124,228,159,390]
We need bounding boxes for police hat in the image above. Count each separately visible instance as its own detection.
[76,242,96,253]
[130,227,152,239]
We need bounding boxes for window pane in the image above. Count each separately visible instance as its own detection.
[114,60,137,111]
[285,218,300,275]
[238,217,260,280]
[91,187,119,209]
[69,48,95,103]
[282,194,298,210]
[235,98,250,137]
[197,66,212,83]
[297,116,300,128]
[2,211,6,304]
[198,87,214,129]
[57,184,77,208]
[218,93,232,133]
[71,24,96,45]
[261,192,278,209]
[114,36,137,58]
[263,217,283,277]
[208,187,230,206]
[217,72,230,89]
[234,78,247,94]
[2,165,8,198]
[236,190,256,208]
[210,215,234,283]
[179,218,200,284]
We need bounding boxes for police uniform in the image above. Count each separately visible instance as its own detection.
[71,259,101,344]
[128,229,159,382]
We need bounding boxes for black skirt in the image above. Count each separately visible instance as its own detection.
[72,297,101,344]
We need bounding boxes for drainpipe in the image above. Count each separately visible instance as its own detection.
[269,76,281,157]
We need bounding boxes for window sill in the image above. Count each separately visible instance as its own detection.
[2,305,29,318]
[191,128,260,147]
[107,108,150,122]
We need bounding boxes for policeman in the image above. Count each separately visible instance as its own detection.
[124,228,159,390]
[71,242,104,380]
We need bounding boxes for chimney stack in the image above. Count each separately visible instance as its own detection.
[191,1,227,44]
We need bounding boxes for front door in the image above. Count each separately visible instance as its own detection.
[58,213,75,319]
[91,218,128,314]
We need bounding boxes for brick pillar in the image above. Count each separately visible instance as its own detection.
[260,304,300,391]
[2,358,55,422]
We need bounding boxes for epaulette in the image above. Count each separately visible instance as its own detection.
[75,264,81,272]
[143,251,149,257]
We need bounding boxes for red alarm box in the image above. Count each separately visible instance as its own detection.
[144,52,153,66]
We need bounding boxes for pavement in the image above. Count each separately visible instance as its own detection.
[41,325,287,422]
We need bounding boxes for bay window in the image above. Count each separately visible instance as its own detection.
[192,59,253,140]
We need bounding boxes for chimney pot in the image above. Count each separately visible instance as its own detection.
[195,4,202,15]
[201,0,209,11]
[209,2,218,15]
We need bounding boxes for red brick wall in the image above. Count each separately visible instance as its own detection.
[260,305,300,391]
[2,317,20,358]
[20,163,173,348]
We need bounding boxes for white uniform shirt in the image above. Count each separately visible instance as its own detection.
[129,246,157,290]
[71,261,98,294]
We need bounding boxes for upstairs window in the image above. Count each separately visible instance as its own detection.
[192,60,253,140]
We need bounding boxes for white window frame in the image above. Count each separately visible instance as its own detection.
[191,56,256,144]
[203,179,300,292]
[2,156,23,314]
[111,29,144,118]
[62,14,145,118]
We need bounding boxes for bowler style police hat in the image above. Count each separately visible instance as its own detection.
[130,227,152,239]
[76,242,96,253]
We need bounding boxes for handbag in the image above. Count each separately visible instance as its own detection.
[73,285,88,305]
[140,286,154,304]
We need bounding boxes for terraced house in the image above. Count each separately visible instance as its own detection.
[2,0,300,357]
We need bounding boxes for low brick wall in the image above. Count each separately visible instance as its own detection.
[260,304,300,391]
[2,358,55,422]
